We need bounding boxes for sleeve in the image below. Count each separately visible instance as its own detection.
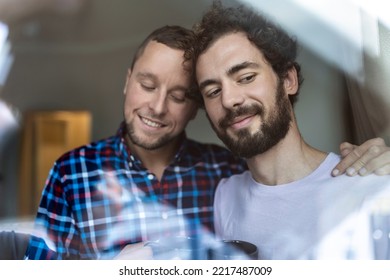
[24,161,80,260]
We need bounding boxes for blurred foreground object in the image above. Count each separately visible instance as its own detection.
[0,22,13,88]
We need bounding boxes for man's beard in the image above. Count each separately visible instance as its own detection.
[125,122,172,150]
[209,81,292,158]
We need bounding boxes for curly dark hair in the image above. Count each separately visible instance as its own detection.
[187,1,304,107]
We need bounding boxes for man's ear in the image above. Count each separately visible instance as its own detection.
[284,67,298,96]
[123,69,132,95]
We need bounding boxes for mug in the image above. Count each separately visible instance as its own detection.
[208,239,258,260]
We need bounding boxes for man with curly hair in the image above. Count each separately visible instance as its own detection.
[192,1,390,259]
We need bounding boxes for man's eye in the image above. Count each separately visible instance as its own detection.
[141,84,156,91]
[204,88,221,99]
[238,74,256,84]
[170,92,186,103]
[170,95,185,103]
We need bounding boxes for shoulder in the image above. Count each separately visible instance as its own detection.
[219,170,252,184]
[216,171,252,193]
[321,153,390,201]
[326,152,342,167]
[43,135,122,192]
[56,135,119,162]
[50,135,123,176]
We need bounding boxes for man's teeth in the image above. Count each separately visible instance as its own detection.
[142,117,163,128]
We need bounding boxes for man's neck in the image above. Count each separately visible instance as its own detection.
[246,124,327,186]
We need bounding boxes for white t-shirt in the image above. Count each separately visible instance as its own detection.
[214,153,390,259]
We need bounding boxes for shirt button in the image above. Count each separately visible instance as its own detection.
[147,174,154,180]
[128,162,132,168]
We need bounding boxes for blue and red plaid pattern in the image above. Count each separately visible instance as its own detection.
[24,123,246,259]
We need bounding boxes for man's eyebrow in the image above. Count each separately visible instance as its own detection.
[169,85,188,94]
[227,61,260,76]
[136,72,157,81]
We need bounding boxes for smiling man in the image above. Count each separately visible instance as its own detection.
[192,1,390,259]
[122,39,198,180]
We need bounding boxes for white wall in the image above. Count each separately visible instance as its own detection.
[294,48,351,153]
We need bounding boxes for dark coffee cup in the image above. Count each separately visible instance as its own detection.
[208,240,258,260]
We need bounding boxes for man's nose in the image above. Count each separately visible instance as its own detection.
[221,84,245,109]
[149,90,168,115]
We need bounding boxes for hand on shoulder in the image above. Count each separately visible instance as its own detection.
[332,137,390,176]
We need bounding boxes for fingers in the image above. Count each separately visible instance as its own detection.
[332,137,390,176]
[332,142,363,176]
[339,142,356,158]
[357,147,390,175]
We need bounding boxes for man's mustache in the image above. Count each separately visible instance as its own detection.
[219,104,264,129]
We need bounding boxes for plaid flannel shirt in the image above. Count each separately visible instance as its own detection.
[24,123,246,259]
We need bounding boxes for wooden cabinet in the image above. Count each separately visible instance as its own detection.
[18,111,91,217]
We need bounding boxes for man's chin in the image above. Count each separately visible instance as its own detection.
[220,134,261,158]
[134,139,167,150]
[127,133,163,150]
